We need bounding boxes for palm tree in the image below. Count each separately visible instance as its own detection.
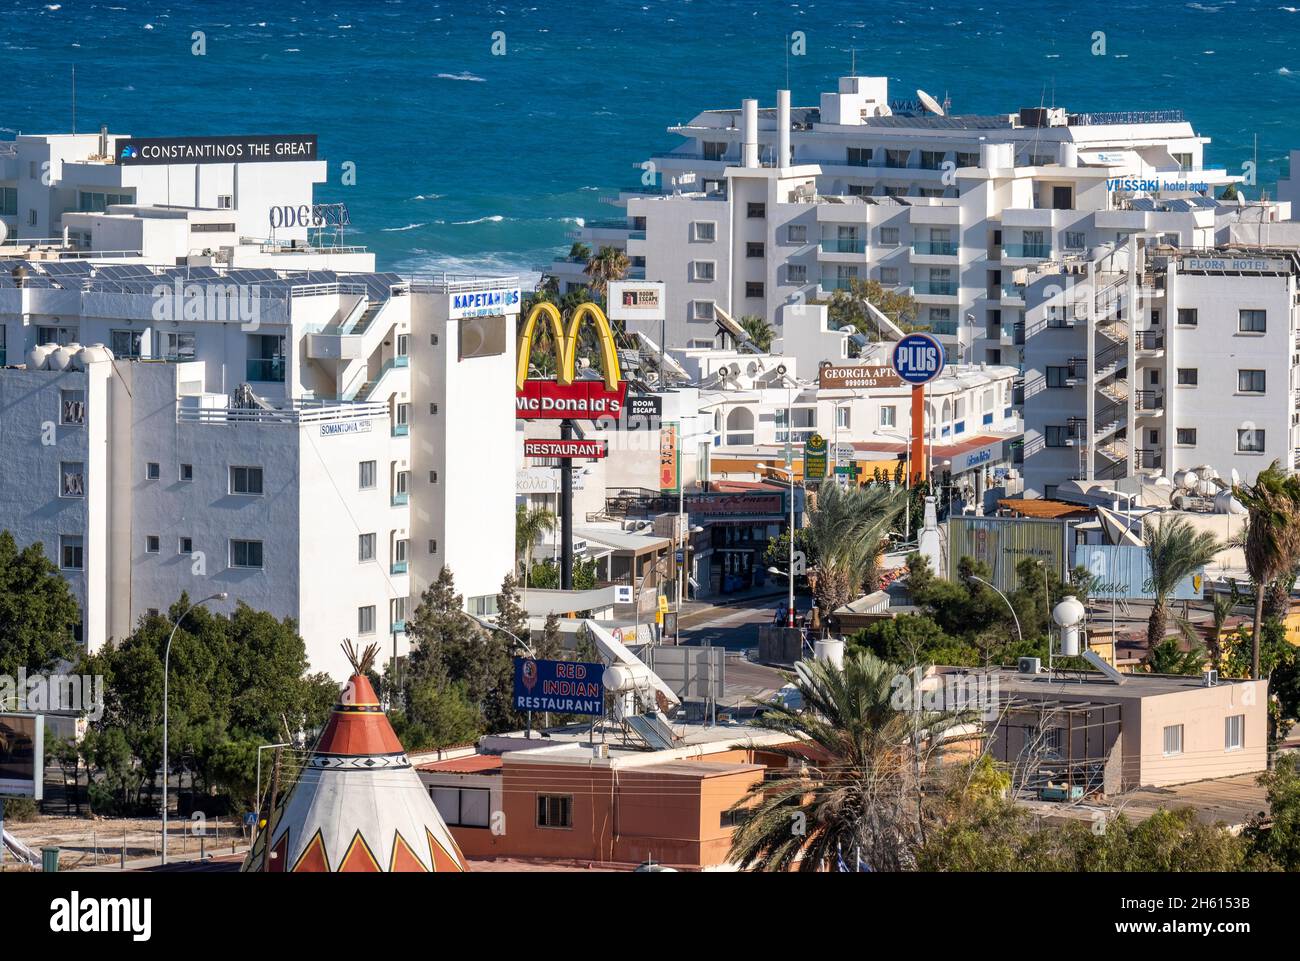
[738,314,775,352]
[1145,635,1208,675]
[1234,461,1300,679]
[803,482,905,616]
[515,504,556,597]
[1208,593,1235,672]
[726,650,976,872]
[1143,516,1222,649]
[583,245,630,300]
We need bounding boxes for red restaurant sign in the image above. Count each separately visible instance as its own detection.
[516,380,628,420]
[524,438,608,459]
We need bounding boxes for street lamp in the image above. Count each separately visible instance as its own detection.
[462,612,541,737]
[757,463,798,628]
[161,591,227,865]
[969,575,1022,646]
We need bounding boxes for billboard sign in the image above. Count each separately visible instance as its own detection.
[818,364,903,391]
[892,333,945,386]
[523,438,607,459]
[947,516,1068,593]
[1076,545,1204,600]
[0,713,44,800]
[659,423,680,492]
[450,287,522,320]
[607,281,666,322]
[516,380,628,420]
[513,658,605,716]
[803,432,828,480]
[117,134,317,166]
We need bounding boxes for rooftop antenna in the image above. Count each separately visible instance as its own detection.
[71,64,76,134]
[942,90,952,114]
[850,48,856,77]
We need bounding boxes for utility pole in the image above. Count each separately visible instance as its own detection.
[559,418,575,589]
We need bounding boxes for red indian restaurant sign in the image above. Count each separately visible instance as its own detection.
[523,438,608,459]
[516,380,628,420]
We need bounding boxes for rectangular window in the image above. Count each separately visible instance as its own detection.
[1046,366,1071,388]
[1239,309,1266,333]
[146,462,160,480]
[359,460,377,490]
[836,406,851,429]
[38,325,78,346]
[60,462,85,498]
[846,146,872,167]
[1238,429,1266,453]
[160,331,197,360]
[431,787,492,828]
[880,406,896,428]
[786,224,807,245]
[0,186,15,216]
[1177,307,1198,326]
[1045,426,1071,448]
[1176,368,1198,386]
[180,463,193,482]
[60,535,84,571]
[786,263,807,284]
[1162,724,1184,757]
[879,227,900,247]
[1176,428,1197,446]
[1238,369,1266,393]
[537,794,573,829]
[745,281,764,299]
[396,470,410,495]
[60,389,86,426]
[746,202,766,219]
[110,329,144,358]
[746,241,764,258]
[229,465,264,495]
[885,148,910,168]
[691,301,716,321]
[358,605,376,635]
[230,539,264,569]
[879,267,899,285]
[690,261,715,282]
[1063,231,1086,250]
[179,536,193,555]
[145,535,160,554]
[702,141,727,161]
[358,533,376,562]
[1225,714,1244,751]
[690,221,716,242]
[217,194,233,209]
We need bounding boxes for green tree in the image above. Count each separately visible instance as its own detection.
[812,278,917,343]
[1234,462,1300,679]
[583,245,630,300]
[726,650,975,872]
[738,313,775,352]
[515,504,556,592]
[0,530,81,682]
[1245,753,1300,870]
[392,677,484,752]
[537,612,563,659]
[1144,636,1208,675]
[803,482,906,615]
[1143,517,1222,648]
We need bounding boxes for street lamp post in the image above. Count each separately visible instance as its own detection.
[162,591,227,865]
[463,612,539,736]
[758,463,798,628]
[970,575,1022,646]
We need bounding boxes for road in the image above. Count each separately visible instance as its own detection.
[674,592,797,710]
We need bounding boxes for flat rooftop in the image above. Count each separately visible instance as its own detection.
[935,666,1256,700]
[477,719,793,767]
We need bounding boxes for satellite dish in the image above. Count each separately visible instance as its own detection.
[1230,467,1241,486]
[917,88,945,117]
[0,220,8,246]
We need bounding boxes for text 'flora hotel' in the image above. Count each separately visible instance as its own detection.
[557,75,1300,494]
[0,131,518,680]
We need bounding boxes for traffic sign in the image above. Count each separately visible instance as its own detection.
[891,332,945,385]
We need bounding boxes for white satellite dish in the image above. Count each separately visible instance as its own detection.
[917,88,946,117]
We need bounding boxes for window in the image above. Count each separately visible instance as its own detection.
[60,535,84,571]
[1238,369,1266,393]
[690,261,715,282]
[60,389,86,425]
[690,221,716,242]
[537,794,573,829]
[394,538,409,565]
[145,535,160,554]
[179,537,193,555]
[38,325,78,345]
[746,241,764,258]
[1225,714,1244,751]
[76,190,132,212]
[161,331,196,360]
[879,227,900,247]
[217,194,233,209]
[1239,309,1266,333]
[391,596,408,627]
[146,462,160,480]
[879,266,899,286]
[920,150,946,170]
[1046,366,1072,388]
[1177,307,1198,326]
[1063,230,1086,250]
[1176,368,1198,386]
[691,301,716,321]
[703,141,727,161]
[395,470,410,495]
[746,202,766,219]
[358,605,376,635]
[1238,429,1266,453]
[359,460,377,490]
[431,787,492,828]
[110,329,143,358]
[180,463,193,482]
[885,148,910,168]
[1162,724,1184,757]
[60,462,85,498]
[1045,426,1071,448]
[836,406,851,429]
[230,539,264,569]
[787,224,807,245]
[395,403,410,430]
[358,533,376,562]
[786,263,807,284]
[880,406,896,428]
[27,209,37,227]
[745,281,764,299]
[1172,152,1193,171]
[1176,428,1197,446]
[229,465,264,495]
[191,223,235,233]
[846,146,872,167]
[0,186,15,216]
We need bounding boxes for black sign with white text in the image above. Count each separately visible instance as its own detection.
[116,134,318,166]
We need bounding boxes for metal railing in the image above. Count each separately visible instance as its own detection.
[913,241,958,256]
[177,398,386,426]
[1004,243,1052,258]
[820,238,866,254]
[914,280,957,295]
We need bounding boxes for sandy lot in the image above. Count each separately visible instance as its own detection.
[2,814,248,872]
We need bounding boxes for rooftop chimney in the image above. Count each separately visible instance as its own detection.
[742,98,759,169]
[777,89,791,169]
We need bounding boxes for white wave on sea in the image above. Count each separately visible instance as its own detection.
[437,71,486,82]
[451,215,506,225]
[382,222,427,232]
[392,250,542,288]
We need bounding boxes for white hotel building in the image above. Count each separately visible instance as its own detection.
[551,75,1287,370]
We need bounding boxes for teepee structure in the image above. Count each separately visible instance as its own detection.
[242,641,467,873]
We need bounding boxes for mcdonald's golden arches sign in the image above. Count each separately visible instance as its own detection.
[516,301,627,420]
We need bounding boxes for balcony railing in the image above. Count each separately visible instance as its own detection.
[1004,243,1052,259]
[1001,284,1026,301]
[392,423,409,437]
[819,277,859,291]
[392,492,409,507]
[930,321,958,336]
[390,561,408,575]
[1135,390,1164,411]
[246,357,286,382]
[1136,449,1163,469]
[913,241,958,256]
[1136,331,1165,351]
[820,238,866,254]
[914,280,957,296]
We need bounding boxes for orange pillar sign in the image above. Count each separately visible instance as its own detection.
[910,383,926,484]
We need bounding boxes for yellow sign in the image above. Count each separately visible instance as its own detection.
[516,301,621,391]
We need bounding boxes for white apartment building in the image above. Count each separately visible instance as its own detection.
[0,130,372,272]
[0,263,518,678]
[1020,242,1300,498]
[553,75,1288,375]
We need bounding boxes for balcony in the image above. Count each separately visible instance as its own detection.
[914,280,957,296]
[819,277,859,292]
[392,423,409,437]
[1004,243,1052,259]
[391,492,409,507]
[820,238,866,254]
[913,241,958,256]
[930,321,958,336]
[1135,390,1164,413]
[1136,449,1163,469]
[1000,284,1025,303]
[1136,331,1165,352]
[390,561,408,575]
[245,357,286,383]
[393,355,409,368]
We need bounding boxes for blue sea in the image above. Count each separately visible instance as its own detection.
[3,0,1299,280]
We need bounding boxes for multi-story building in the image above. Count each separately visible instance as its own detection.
[0,263,518,678]
[1020,242,1300,497]
[553,75,1290,374]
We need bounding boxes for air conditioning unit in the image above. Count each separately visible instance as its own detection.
[1018,657,1041,675]
[1203,669,1219,687]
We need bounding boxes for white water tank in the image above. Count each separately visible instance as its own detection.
[47,345,78,371]
[1053,595,1086,657]
[603,663,654,693]
[814,638,845,670]
[1214,490,1246,515]
[26,344,56,370]
[77,343,115,365]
